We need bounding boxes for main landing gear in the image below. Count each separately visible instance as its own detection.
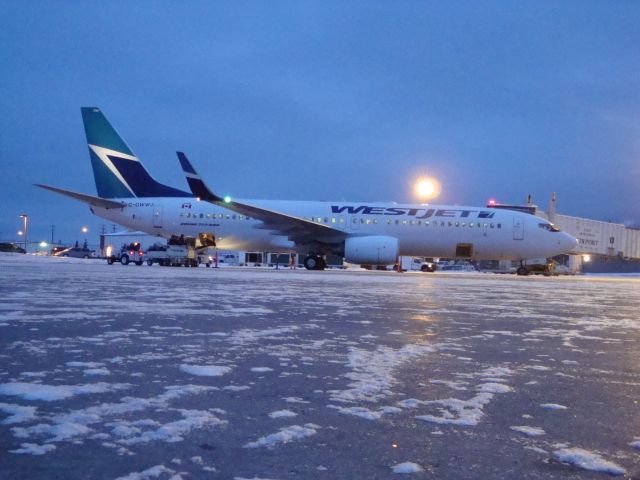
[303,254,327,271]
[516,261,529,276]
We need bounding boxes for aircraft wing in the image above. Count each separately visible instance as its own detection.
[177,152,348,247]
[35,184,124,209]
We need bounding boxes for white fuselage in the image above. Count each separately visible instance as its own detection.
[91,197,576,260]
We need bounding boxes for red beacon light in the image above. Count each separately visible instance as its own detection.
[488,199,497,206]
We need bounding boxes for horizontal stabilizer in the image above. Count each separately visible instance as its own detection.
[35,184,124,209]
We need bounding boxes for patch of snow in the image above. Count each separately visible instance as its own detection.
[10,442,56,455]
[329,405,384,420]
[223,385,250,391]
[283,397,309,404]
[114,464,177,480]
[23,421,92,441]
[180,364,232,377]
[416,393,492,426]
[392,462,424,473]
[554,447,625,476]
[476,383,513,394]
[84,368,111,376]
[250,367,273,373]
[268,409,297,418]
[66,361,104,368]
[430,379,468,390]
[0,382,129,401]
[540,403,567,410]
[0,403,37,424]
[329,343,435,403]
[244,424,318,448]
[119,409,226,445]
[397,398,423,408]
[510,426,545,436]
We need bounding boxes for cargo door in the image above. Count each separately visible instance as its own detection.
[153,206,163,228]
[513,216,524,240]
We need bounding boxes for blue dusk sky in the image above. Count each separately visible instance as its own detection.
[1,1,639,246]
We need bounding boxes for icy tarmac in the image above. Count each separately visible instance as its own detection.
[1,254,639,479]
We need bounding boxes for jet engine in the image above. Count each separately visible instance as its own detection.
[344,235,399,265]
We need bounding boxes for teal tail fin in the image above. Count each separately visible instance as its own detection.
[81,107,189,198]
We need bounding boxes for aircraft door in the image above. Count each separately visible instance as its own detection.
[153,206,163,228]
[513,216,524,240]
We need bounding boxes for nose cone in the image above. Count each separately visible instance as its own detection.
[560,232,578,252]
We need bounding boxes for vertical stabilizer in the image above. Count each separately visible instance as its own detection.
[81,107,190,198]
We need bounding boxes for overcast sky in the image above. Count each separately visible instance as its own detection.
[1,1,639,246]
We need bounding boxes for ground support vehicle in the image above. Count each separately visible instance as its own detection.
[106,242,145,266]
[389,256,437,272]
[145,244,199,267]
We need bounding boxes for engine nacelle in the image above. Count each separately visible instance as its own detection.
[344,235,399,265]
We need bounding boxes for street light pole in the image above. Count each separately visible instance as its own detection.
[19,214,28,253]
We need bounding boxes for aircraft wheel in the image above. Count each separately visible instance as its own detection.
[120,255,129,266]
[516,266,528,276]
[304,255,318,270]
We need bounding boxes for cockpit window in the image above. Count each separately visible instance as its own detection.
[538,222,561,232]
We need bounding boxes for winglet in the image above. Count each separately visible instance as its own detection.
[177,152,223,202]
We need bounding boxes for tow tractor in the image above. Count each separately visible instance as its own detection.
[106,242,145,265]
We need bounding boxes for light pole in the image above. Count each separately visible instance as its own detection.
[19,214,28,253]
[81,226,88,246]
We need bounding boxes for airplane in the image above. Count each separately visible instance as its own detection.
[36,107,578,272]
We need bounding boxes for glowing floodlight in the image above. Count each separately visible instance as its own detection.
[415,177,441,200]
[223,195,232,204]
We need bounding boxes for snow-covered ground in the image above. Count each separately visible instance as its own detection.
[1,253,639,478]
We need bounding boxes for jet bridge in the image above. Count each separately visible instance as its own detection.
[543,193,640,260]
[489,195,640,260]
